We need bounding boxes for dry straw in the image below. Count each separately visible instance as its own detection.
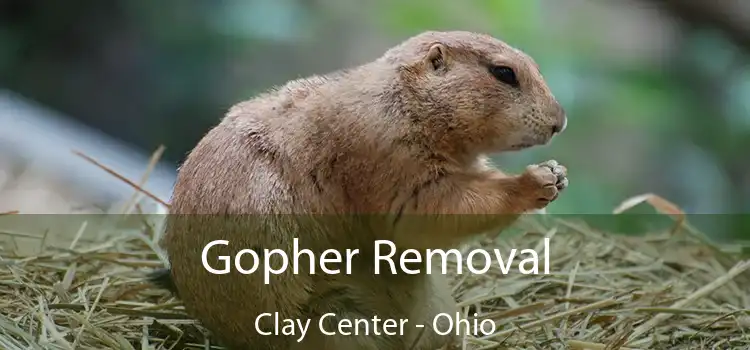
[1,149,749,349]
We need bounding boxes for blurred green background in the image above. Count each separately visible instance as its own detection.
[1,0,749,242]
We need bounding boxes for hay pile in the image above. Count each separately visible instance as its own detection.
[0,150,748,349]
[1,205,748,350]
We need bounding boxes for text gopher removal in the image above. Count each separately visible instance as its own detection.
[200,237,551,283]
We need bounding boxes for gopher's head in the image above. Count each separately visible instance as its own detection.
[382,31,567,156]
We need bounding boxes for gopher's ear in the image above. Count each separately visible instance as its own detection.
[424,43,448,71]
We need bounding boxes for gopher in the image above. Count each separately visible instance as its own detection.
[150,30,568,350]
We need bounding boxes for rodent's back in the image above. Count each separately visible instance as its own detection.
[161,107,326,349]
[161,72,417,348]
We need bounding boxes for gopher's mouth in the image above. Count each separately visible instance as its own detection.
[508,135,552,151]
[508,143,534,150]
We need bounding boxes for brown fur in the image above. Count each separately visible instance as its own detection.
[155,31,568,349]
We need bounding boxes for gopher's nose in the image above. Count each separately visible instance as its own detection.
[551,103,567,135]
[552,116,567,135]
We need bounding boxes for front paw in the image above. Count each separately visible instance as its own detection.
[519,160,568,209]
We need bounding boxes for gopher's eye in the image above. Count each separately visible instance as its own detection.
[489,65,519,88]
